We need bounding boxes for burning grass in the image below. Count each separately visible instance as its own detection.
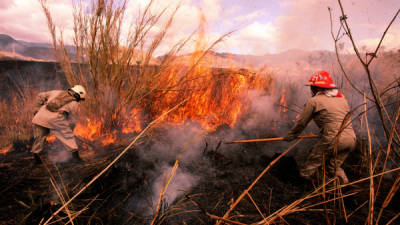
[1,0,400,224]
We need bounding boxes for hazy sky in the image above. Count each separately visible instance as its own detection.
[0,0,399,55]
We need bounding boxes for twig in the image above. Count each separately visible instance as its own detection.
[364,93,375,225]
[226,135,318,144]
[367,9,400,66]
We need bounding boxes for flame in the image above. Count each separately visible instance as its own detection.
[279,88,287,119]
[74,108,142,146]
[74,118,101,141]
[102,133,116,146]
[150,67,264,131]
[70,13,270,144]
[0,145,12,155]
[46,135,56,143]
[122,108,142,134]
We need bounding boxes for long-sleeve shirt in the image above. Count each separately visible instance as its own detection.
[32,90,79,130]
[287,93,356,144]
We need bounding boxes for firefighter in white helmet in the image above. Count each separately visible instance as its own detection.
[31,85,86,164]
[284,71,356,184]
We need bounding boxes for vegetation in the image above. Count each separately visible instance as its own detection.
[0,0,400,224]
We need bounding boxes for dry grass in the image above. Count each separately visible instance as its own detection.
[0,89,37,147]
[1,0,398,224]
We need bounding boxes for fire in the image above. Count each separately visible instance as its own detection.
[102,133,116,146]
[122,108,142,134]
[46,135,56,143]
[74,118,101,141]
[0,145,12,155]
[147,13,268,131]
[279,88,288,119]
[150,67,264,131]
[74,108,143,146]
[71,13,270,144]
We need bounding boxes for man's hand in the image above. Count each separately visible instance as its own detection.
[283,135,296,142]
[58,110,69,118]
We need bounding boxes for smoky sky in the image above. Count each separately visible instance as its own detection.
[1,0,399,55]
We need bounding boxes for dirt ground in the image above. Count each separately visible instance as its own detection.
[1,136,400,225]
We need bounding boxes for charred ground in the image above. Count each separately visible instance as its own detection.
[1,127,400,224]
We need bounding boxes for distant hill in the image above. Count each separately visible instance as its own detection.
[0,51,45,61]
[2,33,399,93]
[160,49,349,71]
[0,34,159,64]
[0,34,70,61]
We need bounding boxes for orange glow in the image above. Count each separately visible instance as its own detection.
[150,66,266,131]
[279,88,287,119]
[102,133,116,146]
[122,108,142,134]
[146,13,268,131]
[0,145,12,155]
[74,118,101,141]
[46,135,56,143]
[70,13,270,144]
[74,108,143,146]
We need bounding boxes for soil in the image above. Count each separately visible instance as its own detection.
[1,137,400,225]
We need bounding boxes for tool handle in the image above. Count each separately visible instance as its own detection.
[226,135,318,144]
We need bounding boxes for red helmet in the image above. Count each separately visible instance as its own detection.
[307,71,337,88]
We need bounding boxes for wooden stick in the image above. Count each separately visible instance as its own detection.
[226,135,318,144]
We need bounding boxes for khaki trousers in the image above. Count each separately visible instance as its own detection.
[299,136,356,184]
[31,124,78,154]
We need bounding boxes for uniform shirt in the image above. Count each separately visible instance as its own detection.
[287,93,356,143]
[32,90,79,130]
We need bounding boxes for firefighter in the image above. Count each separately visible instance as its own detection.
[284,71,356,184]
[31,85,86,164]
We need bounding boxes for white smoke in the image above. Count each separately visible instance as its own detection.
[239,89,279,132]
[138,122,206,164]
[150,163,199,213]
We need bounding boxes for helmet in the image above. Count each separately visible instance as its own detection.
[70,85,86,100]
[306,71,337,88]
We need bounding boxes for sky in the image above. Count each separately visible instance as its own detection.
[0,0,399,56]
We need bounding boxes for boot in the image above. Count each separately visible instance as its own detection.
[335,168,349,184]
[33,153,43,165]
[71,151,84,164]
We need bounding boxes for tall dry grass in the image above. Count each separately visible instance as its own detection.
[0,88,37,147]
[39,0,236,138]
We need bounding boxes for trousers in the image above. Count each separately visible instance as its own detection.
[299,135,356,184]
[31,124,78,154]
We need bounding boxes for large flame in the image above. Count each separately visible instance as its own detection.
[72,13,270,145]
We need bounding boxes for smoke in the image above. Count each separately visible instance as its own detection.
[47,148,72,163]
[239,89,279,132]
[138,122,206,164]
[128,87,283,214]
[150,163,199,212]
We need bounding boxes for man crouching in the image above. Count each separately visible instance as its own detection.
[31,85,86,164]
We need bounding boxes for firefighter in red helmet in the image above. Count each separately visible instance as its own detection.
[284,71,356,184]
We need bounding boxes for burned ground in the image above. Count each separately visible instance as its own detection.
[1,132,400,225]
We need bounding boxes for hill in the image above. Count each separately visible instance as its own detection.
[0,34,159,65]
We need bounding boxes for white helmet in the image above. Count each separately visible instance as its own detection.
[70,85,87,100]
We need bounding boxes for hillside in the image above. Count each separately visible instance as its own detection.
[0,34,159,65]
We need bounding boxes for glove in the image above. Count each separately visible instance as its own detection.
[283,135,296,142]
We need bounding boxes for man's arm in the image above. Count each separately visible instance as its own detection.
[33,91,50,115]
[284,99,315,141]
